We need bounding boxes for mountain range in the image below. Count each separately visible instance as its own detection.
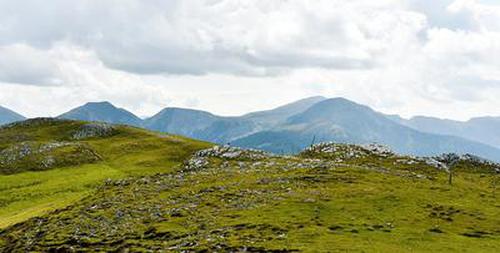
[144,96,326,144]
[388,115,500,149]
[233,98,500,160]
[1,97,499,161]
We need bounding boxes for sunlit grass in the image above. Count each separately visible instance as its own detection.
[0,121,210,229]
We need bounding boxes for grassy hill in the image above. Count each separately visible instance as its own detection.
[0,135,498,251]
[0,118,210,229]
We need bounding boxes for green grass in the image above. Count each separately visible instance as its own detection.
[1,154,498,252]
[0,119,210,229]
[0,164,123,228]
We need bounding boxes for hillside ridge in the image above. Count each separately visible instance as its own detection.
[0,137,498,252]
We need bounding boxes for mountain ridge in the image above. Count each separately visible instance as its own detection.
[233,98,500,161]
[389,114,500,149]
[23,97,500,162]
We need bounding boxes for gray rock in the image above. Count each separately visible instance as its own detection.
[195,145,273,160]
[72,123,117,140]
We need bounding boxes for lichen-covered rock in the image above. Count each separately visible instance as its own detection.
[0,142,33,164]
[183,145,274,171]
[417,157,448,170]
[301,142,394,161]
[184,156,210,171]
[195,145,273,160]
[0,141,102,174]
[359,143,394,156]
[72,123,117,140]
[301,142,451,170]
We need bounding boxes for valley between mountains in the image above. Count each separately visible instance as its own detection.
[0,118,498,252]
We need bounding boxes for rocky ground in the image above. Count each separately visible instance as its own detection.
[72,123,117,140]
[0,141,101,175]
[1,142,498,252]
[0,120,119,175]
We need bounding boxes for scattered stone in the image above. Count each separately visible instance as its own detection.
[301,142,395,161]
[0,141,101,174]
[461,231,491,238]
[195,145,274,160]
[359,143,394,156]
[72,123,117,140]
[184,156,209,171]
[429,226,444,234]
[328,225,343,231]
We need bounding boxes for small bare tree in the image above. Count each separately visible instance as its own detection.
[310,135,316,147]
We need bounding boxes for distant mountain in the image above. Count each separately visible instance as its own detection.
[0,106,25,125]
[233,98,500,161]
[144,96,325,143]
[58,102,143,127]
[144,108,218,137]
[390,115,500,149]
[144,108,261,143]
[242,96,326,127]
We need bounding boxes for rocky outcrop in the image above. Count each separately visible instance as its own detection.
[195,145,273,160]
[301,142,452,170]
[184,145,274,171]
[301,142,394,161]
[0,141,102,174]
[72,123,117,140]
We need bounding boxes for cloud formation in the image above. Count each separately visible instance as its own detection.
[0,0,426,75]
[0,0,499,120]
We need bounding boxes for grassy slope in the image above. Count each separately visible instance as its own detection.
[1,148,498,252]
[0,119,210,229]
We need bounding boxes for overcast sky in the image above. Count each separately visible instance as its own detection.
[0,0,499,120]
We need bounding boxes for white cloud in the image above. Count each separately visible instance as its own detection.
[0,0,499,120]
[0,0,420,76]
[0,44,62,86]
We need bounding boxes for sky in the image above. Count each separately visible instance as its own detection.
[0,0,499,120]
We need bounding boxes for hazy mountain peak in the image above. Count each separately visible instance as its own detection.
[319,97,368,108]
[156,107,216,117]
[83,101,115,108]
[58,101,142,126]
[326,96,355,103]
[242,96,327,126]
[287,97,375,125]
[0,106,26,125]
